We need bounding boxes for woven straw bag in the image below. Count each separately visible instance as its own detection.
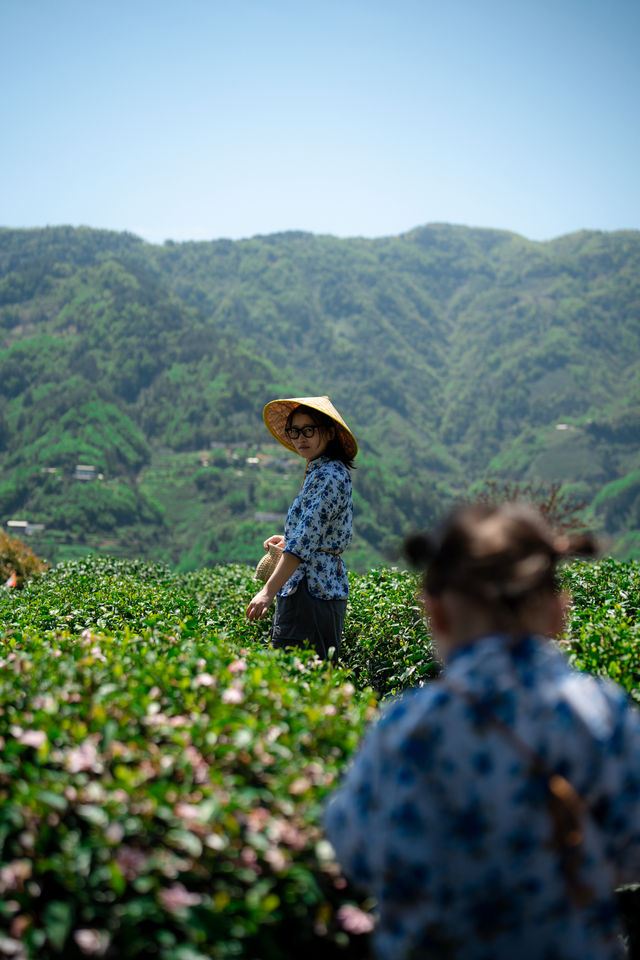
[254,542,284,582]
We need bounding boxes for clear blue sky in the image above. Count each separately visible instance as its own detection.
[1,0,638,244]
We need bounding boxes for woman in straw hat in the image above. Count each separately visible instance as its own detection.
[246,396,357,660]
[326,502,640,960]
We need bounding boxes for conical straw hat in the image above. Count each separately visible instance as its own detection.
[263,396,358,459]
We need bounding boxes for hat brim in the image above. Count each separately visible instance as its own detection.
[263,396,358,459]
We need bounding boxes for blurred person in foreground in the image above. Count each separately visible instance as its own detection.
[325,502,640,959]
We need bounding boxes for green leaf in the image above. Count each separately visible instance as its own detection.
[37,789,69,812]
[43,900,74,952]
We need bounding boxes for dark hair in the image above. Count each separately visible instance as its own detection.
[405,502,596,612]
[286,405,355,470]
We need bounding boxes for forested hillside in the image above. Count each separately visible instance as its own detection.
[0,224,638,568]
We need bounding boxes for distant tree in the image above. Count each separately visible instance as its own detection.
[0,530,48,588]
[468,479,588,534]
[0,404,8,451]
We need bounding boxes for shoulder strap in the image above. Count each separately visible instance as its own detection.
[445,678,594,907]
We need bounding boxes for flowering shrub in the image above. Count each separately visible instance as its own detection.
[0,558,381,958]
[0,531,48,589]
[560,558,640,703]
[0,638,376,956]
[0,556,638,957]
[343,567,439,698]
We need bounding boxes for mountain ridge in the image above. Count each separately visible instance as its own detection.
[1,223,638,568]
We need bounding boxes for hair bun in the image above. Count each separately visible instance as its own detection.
[403,533,435,568]
[565,532,598,558]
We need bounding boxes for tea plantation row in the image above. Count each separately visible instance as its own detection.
[0,556,638,959]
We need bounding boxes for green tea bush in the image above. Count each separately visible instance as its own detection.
[170,564,438,700]
[0,618,376,956]
[559,559,640,950]
[172,565,272,649]
[343,568,439,698]
[1,556,639,958]
[560,559,640,703]
[1,555,223,645]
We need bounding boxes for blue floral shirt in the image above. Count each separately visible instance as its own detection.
[325,635,640,960]
[280,455,352,601]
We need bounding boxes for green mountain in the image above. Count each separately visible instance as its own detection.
[0,224,638,569]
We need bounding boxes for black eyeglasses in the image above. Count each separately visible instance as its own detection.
[285,425,322,440]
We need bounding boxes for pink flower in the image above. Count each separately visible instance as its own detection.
[221,684,244,704]
[18,730,47,749]
[174,802,201,821]
[143,712,168,727]
[246,807,271,832]
[73,929,111,956]
[115,846,149,881]
[195,672,216,687]
[0,935,25,959]
[288,776,311,796]
[167,715,188,727]
[0,860,31,893]
[32,695,56,711]
[10,914,30,939]
[158,882,202,914]
[65,741,99,773]
[184,745,209,782]
[303,762,324,784]
[279,823,306,850]
[337,904,376,935]
[104,823,124,844]
[264,847,287,872]
[228,658,247,674]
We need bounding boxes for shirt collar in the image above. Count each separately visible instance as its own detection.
[306,454,331,473]
[446,633,539,666]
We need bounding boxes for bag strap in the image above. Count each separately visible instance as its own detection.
[445,677,594,906]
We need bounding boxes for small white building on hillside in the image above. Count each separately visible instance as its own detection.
[74,464,97,481]
[6,520,46,536]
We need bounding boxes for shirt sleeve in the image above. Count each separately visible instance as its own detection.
[600,697,640,884]
[285,466,351,563]
[324,717,383,891]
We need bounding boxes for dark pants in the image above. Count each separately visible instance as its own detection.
[271,578,347,660]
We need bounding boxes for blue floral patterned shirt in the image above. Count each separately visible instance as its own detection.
[280,455,352,601]
[325,634,640,960]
